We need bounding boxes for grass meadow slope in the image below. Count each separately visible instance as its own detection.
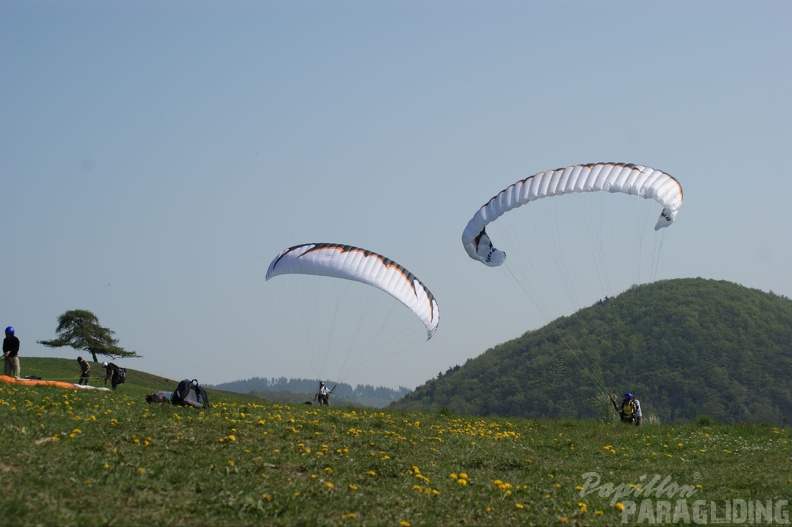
[1,358,790,526]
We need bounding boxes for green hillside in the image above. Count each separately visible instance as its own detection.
[391,278,792,424]
[15,357,262,405]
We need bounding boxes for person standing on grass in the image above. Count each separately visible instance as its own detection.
[102,361,124,390]
[3,326,20,378]
[612,392,637,424]
[317,381,331,406]
[633,397,643,426]
[77,356,91,385]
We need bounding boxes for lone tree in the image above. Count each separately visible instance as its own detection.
[38,309,141,363]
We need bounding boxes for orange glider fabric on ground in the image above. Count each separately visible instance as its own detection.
[0,375,111,391]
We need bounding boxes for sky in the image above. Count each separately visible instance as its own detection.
[2,1,791,390]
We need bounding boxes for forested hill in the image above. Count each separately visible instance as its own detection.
[209,377,411,408]
[391,278,792,424]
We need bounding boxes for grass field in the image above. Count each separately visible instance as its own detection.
[1,358,790,526]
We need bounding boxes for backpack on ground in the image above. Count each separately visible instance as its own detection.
[171,379,210,409]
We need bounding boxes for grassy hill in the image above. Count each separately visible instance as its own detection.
[1,368,789,526]
[391,278,792,424]
[16,357,263,405]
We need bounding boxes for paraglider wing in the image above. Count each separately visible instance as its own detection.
[461,162,684,267]
[265,243,439,339]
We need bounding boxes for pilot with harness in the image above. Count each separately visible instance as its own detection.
[316,381,333,406]
[612,392,637,424]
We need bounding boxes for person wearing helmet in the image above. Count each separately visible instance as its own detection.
[102,361,125,390]
[3,326,21,379]
[612,392,637,424]
[317,381,331,406]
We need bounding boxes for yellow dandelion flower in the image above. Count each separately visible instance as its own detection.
[399,521,411,527]
[342,513,357,519]
[459,473,468,480]
[228,460,235,467]
[516,503,525,509]
[348,484,358,491]
[324,482,334,489]
[616,502,624,511]
[449,473,458,479]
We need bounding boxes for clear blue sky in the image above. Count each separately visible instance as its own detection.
[3,1,790,389]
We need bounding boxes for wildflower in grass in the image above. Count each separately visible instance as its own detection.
[261,494,272,502]
[343,513,357,519]
[449,473,458,480]
[516,503,525,509]
[324,467,333,474]
[459,472,468,480]
[367,471,376,477]
[325,482,334,489]
[137,467,145,474]
[399,521,411,527]
[348,484,358,491]
[578,502,587,513]
[616,502,624,511]
[228,460,235,467]
[595,510,603,516]
[575,485,583,491]
[228,434,237,442]
[457,478,468,486]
